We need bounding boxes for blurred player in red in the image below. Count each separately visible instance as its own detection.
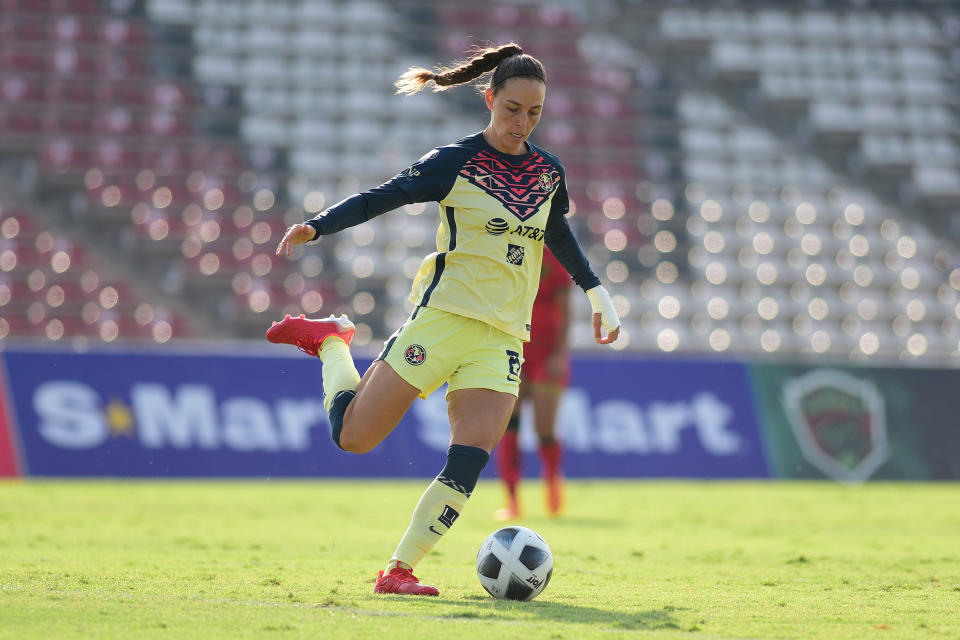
[496,247,571,519]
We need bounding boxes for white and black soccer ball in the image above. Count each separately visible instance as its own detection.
[476,526,553,601]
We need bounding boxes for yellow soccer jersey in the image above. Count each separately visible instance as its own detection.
[306,132,600,341]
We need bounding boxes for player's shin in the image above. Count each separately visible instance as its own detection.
[319,339,361,448]
[539,441,564,516]
[539,440,562,479]
[387,445,490,571]
[497,421,521,500]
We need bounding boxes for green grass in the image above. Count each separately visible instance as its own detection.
[1,480,958,639]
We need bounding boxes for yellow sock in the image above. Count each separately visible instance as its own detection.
[318,338,360,412]
[387,478,467,572]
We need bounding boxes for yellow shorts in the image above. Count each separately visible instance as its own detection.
[377,306,524,399]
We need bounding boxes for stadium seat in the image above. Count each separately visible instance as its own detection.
[3,0,958,362]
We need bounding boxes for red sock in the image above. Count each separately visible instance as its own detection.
[497,431,521,499]
[539,441,563,480]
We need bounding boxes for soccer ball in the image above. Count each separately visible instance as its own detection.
[476,526,553,601]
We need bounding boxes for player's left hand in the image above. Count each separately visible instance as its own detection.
[586,286,621,345]
[593,313,620,344]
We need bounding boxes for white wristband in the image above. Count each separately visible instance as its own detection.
[586,285,621,333]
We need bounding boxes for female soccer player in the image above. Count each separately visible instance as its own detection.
[495,247,572,521]
[266,43,621,596]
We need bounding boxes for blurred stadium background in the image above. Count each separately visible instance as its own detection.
[1,0,959,364]
[4,7,959,634]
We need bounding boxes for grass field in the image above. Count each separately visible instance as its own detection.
[1,479,958,639]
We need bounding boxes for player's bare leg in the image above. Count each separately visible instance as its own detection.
[337,360,419,453]
[447,388,516,452]
[376,389,514,596]
[495,383,526,520]
[266,314,418,453]
[531,384,565,517]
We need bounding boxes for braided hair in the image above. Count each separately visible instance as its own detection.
[395,43,546,96]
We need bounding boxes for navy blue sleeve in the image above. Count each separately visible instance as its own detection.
[543,176,601,291]
[390,147,460,202]
[305,147,460,240]
[305,182,410,238]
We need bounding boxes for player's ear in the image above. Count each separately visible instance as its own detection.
[484,88,494,111]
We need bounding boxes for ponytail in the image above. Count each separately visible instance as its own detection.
[395,43,545,96]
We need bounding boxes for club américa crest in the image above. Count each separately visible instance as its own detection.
[404,344,426,366]
[538,172,554,192]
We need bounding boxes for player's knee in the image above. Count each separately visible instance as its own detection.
[337,411,385,453]
[336,427,376,454]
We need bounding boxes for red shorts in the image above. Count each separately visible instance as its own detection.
[522,323,569,388]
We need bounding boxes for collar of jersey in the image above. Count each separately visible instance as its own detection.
[475,131,533,161]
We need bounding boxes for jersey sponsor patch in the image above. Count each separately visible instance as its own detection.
[509,224,544,241]
[459,149,560,221]
[404,344,427,366]
[506,244,525,266]
[485,218,509,235]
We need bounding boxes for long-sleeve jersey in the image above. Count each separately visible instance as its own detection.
[305,131,600,341]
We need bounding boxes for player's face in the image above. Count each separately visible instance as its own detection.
[484,78,545,155]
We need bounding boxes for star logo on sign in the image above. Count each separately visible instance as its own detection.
[105,398,135,436]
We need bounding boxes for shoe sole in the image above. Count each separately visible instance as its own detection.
[266,314,355,346]
[373,584,439,596]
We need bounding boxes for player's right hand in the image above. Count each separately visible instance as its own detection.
[276,223,316,257]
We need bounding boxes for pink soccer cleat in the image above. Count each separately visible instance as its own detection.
[373,567,439,596]
[494,493,522,521]
[265,313,355,356]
